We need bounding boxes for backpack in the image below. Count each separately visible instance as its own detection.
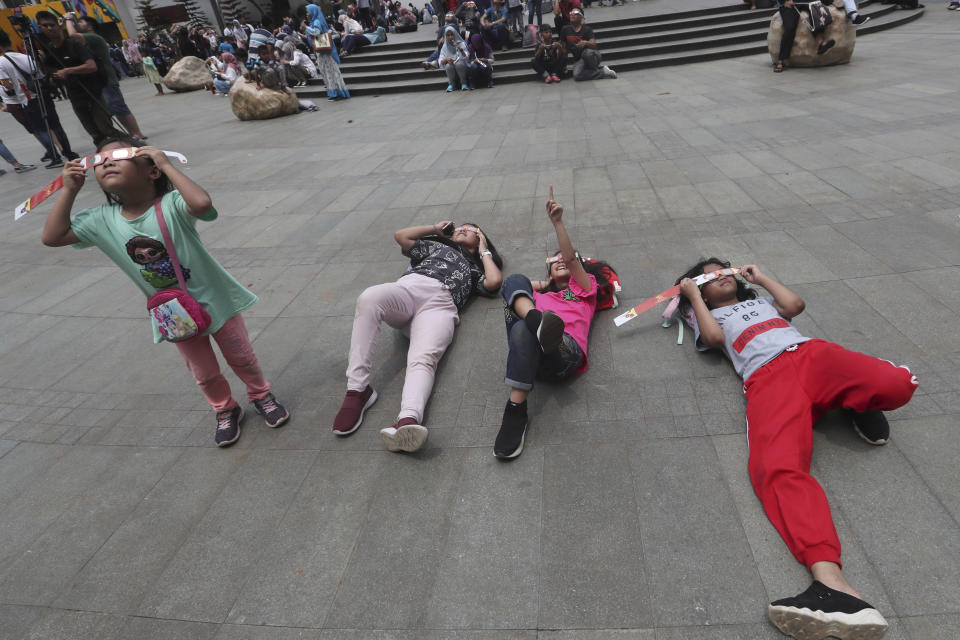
[582,258,621,311]
[806,1,833,33]
[522,23,538,48]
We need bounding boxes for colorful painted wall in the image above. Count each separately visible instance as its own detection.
[1,0,129,51]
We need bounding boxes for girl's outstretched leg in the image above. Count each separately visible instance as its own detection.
[335,281,415,436]
[214,314,289,428]
[176,332,244,447]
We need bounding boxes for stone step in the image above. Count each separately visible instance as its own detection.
[295,2,922,98]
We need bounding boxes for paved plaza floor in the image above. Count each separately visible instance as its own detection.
[1,3,959,639]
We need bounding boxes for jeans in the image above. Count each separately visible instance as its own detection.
[502,274,583,390]
[572,48,604,81]
[0,138,17,166]
[528,0,542,26]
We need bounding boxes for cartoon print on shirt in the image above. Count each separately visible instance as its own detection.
[125,236,191,289]
[562,288,579,302]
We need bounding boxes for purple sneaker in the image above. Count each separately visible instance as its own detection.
[215,406,244,447]
[333,386,378,435]
[252,393,290,428]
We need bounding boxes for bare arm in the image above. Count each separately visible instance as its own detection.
[136,147,213,217]
[394,221,448,251]
[545,186,590,292]
[476,229,502,292]
[679,279,725,348]
[42,160,85,247]
[740,264,805,319]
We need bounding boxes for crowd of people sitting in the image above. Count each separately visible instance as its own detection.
[420,0,616,89]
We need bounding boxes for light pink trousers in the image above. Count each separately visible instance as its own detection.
[346,274,459,423]
[175,314,271,412]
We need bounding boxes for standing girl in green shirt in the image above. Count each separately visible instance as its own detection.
[41,138,290,447]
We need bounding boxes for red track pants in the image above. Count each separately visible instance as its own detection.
[743,339,918,568]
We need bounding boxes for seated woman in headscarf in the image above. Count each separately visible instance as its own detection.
[304,2,351,100]
[338,14,369,56]
[466,32,493,89]
[208,51,241,94]
[438,25,469,92]
[280,41,318,87]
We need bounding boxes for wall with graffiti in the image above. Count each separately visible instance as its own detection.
[1,0,129,51]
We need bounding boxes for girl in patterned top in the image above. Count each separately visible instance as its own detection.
[333,222,503,453]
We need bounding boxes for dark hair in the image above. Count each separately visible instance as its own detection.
[541,250,614,295]
[79,16,99,33]
[35,10,58,23]
[675,257,756,310]
[540,24,552,32]
[96,137,173,205]
[0,30,10,48]
[427,223,503,270]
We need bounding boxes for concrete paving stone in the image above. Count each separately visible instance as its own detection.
[52,448,240,613]
[629,438,766,627]
[899,614,960,640]
[845,273,960,354]
[538,631,656,640]
[790,280,923,365]
[654,185,716,219]
[785,225,894,280]
[226,451,384,628]
[893,415,960,526]
[812,430,960,616]
[323,449,466,629]
[137,450,317,622]
[653,624,783,640]
[0,446,181,606]
[694,180,762,215]
[538,444,652,629]
[424,447,542,629]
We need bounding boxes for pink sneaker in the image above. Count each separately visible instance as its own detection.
[332,386,377,435]
[544,74,554,84]
[380,417,428,452]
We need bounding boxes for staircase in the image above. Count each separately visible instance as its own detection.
[295,1,924,98]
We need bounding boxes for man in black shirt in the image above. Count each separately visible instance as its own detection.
[35,11,124,147]
[559,8,616,81]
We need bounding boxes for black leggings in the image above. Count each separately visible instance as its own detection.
[778,4,820,62]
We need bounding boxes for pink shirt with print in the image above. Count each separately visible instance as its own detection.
[533,273,597,374]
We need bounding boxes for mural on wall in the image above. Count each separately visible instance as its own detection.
[1,0,129,50]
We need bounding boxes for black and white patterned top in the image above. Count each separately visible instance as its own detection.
[403,239,494,311]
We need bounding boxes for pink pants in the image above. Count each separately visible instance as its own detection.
[175,314,271,412]
[346,274,459,423]
[744,340,918,568]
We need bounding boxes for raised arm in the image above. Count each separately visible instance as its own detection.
[679,279,725,348]
[42,160,85,247]
[394,221,449,251]
[740,264,805,319]
[135,146,213,217]
[546,185,590,292]
[476,229,502,292]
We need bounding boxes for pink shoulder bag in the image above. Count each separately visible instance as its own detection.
[146,199,211,341]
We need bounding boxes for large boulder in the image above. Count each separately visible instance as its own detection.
[162,56,211,92]
[767,5,855,67]
[228,77,299,121]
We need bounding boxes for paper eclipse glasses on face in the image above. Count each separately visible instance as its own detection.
[14,149,188,220]
[455,225,479,234]
[84,148,188,169]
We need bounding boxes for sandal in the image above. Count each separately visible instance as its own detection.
[817,39,835,55]
[774,62,784,73]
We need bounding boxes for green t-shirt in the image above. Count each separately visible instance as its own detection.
[71,190,258,343]
[81,33,118,87]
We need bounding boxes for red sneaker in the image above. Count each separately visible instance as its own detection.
[380,417,428,452]
[550,74,561,83]
[332,386,377,435]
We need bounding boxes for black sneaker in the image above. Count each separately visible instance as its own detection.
[64,152,80,161]
[851,13,871,25]
[45,158,64,169]
[851,410,889,445]
[768,581,888,640]
[524,309,565,354]
[14,164,36,173]
[252,392,290,428]
[214,406,244,447]
[494,400,528,459]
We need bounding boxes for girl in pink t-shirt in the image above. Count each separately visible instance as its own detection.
[494,190,613,460]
